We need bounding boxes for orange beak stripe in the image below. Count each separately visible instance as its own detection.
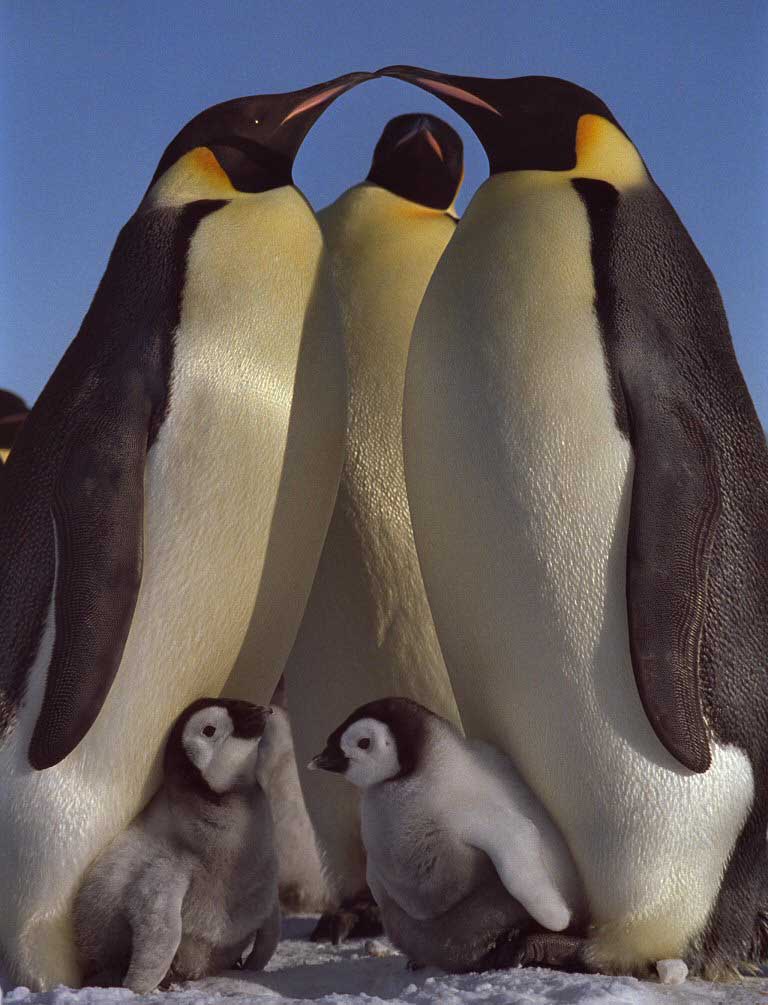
[415,77,502,117]
[280,83,349,126]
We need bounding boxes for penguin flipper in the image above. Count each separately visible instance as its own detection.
[28,380,150,770]
[622,376,720,773]
[461,809,571,932]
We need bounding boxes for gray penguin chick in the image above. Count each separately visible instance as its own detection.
[310,698,586,972]
[74,698,279,992]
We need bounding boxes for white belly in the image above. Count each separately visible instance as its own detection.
[0,188,344,989]
[404,173,753,966]
[285,186,460,897]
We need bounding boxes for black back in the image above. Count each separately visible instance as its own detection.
[573,174,768,973]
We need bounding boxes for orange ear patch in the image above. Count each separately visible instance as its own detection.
[573,114,647,189]
[574,114,608,160]
[186,147,234,189]
[149,146,236,206]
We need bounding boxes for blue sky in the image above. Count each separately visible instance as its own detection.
[2,1,766,427]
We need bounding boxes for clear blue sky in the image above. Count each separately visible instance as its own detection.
[2,1,766,428]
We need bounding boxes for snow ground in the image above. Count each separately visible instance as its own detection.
[4,918,766,1005]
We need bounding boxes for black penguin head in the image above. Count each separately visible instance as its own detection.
[146,71,373,201]
[164,697,273,798]
[366,113,463,210]
[309,697,436,788]
[378,67,646,186]
[0,389,29,453]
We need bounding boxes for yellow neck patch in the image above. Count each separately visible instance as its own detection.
[572,114,647,189]
[149,147,236,207]
[498,114,648,194]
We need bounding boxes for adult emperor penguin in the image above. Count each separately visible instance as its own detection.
[380,67,768,978]
[281,113,464,936]
[0,71,370,991]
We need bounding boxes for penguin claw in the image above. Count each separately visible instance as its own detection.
[510,932,587,972]
[311,891,383,944]
[479,929,586,973]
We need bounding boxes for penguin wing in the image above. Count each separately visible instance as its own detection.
[28,373,151,770]
[621,364,720,774]
[460,805,571,931]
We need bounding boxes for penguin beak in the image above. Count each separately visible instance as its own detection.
[392,117,445,162]
[271,70,375,155]
[308,746,349,774]
[376,65,502,118]
[229,702,273,740]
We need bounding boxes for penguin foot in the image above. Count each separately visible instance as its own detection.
[311,891,383,944]
[481,930,587,973]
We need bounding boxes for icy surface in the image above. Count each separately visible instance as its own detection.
[3,918,764,1004]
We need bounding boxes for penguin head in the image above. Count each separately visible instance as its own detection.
[366,113,464,210]
[165,697,273,796]
[0,389,29,456]
[309,697,434,788]
[378,67,646,189]
[146,70,372,204]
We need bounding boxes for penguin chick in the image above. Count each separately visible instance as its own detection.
[310,698,586,972]
[74,698,279,993]
[258,676,330,913]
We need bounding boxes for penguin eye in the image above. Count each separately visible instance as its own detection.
[202,725,216,738]
[357,738,370,750]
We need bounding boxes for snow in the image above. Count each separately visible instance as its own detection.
[3,918,764,1005]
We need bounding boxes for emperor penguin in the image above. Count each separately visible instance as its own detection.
[310,697,585,972]
[380,67,768,978]
[0,390,29,464]
[281,113,464,934]
[75,698,278,992]
[0,71,370,991]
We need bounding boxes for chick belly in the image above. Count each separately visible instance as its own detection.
[377,873,527,972]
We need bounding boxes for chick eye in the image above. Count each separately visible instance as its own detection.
[357,738,370,750]
[202,725,216,738]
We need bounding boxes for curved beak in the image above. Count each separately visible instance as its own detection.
[271,70,376,156]
[376,65,501,118]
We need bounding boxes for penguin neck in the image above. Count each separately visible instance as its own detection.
[165,776,255,820]
[144,149,302,210]
[328,182,454,221]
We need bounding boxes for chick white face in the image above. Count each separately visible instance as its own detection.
[339,718,400,788]
[182,706,261,794]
